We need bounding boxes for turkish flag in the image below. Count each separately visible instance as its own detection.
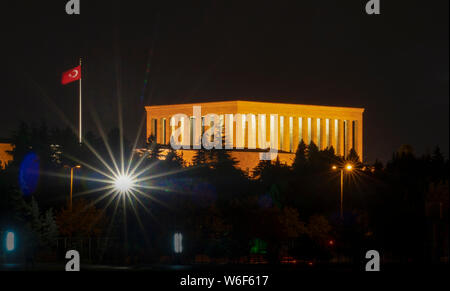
[61,65,81,85]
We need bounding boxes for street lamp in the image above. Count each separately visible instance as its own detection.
[332,163,353,219]
[64,165,81,211]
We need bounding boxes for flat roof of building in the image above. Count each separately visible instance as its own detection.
[145,100,364,112]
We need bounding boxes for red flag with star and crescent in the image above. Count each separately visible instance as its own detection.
[61,65,81,85]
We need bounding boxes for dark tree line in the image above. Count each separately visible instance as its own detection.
[0,121,448,265]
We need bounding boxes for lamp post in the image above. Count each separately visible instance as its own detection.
[65,165,81,211]
[332,164,353,219]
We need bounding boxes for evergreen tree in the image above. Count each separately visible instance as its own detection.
[253,159,271,179]
[327,146,336,157]
[192,147,209,166]
[373,159,383,172]
[165,148,184,168]
[212,148,238,170]
[292,140,307,171]
[146,134,162,161]
[346,148,362,168]
[306,141,319,160]
[306,141,320,170]
[26,197,59,249]
[40,208,59,248]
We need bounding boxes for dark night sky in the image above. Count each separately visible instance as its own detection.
[1,0,448,163]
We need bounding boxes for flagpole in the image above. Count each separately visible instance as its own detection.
[79,57,82,144]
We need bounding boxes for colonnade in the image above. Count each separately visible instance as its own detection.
[149,114,362,159]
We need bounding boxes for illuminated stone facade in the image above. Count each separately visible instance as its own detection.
[0,142,13,169]
[145,101,364,171]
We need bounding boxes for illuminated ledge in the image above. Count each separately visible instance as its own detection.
[145,100,364,120]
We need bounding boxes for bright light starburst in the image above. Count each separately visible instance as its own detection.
[114,174,135,194]
[36,61,192,248]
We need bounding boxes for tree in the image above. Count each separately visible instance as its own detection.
[346,148,362,167]
[146,134,162,161]
[306,142,321,171]
[292,140,307,171]
[40,208,59,248]
[306,215,332,244]
[26,197,59,249]
[211,148,239,170]
[192,147,209,166]
[164,148,184,169]
[56,198,106,237]
[306,141,319,160]
[373,159,383,172]
[252,160,271,179]
[278,207,306,239]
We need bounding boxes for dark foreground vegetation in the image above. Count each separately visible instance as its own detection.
[0,122,448,267]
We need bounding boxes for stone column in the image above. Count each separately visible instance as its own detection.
[355,119,363,161]
[330,119,336,153]
[243,115,248,149]
[163,118,168,144]
[146,111,152,142]
[234,114,244,149]
[257,114,266,149]
[266,114,271,149]
[283,116,290,152]
[167,117,172,145]
[247,114,256,149]
[151,119,156,141]
[157,118,161,144]
[302,117,308,144]
[255,114,259,150]
[311,117,318,147]
[293,117,300,153]
[346,120,353,157]
[278,116,283,151]
[265,114,278,151]
[320,118,327,150]
[231,115,236,149]
[165,117,170,145]
[158,117,164,144]
[338,119,344,157]
[158,118,162,144]
[158,118,164,144]
[225,114,234,149]
[154,118,159,143]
